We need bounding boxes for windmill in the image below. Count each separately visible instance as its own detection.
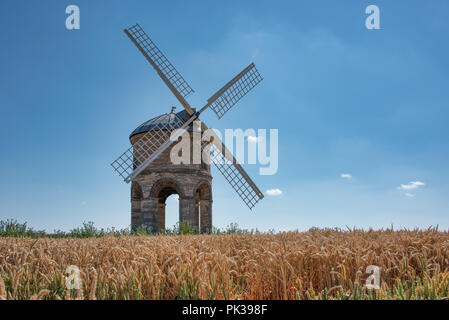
[111,24,264,232]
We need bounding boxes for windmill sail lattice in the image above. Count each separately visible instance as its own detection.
[125,24,194,113]
[209,145,264,209]
[207,63,263,119]
[111,113,185,183]
[199,123,264,209]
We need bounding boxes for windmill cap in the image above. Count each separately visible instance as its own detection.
[129,109,194,139]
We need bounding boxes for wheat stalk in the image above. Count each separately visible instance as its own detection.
[89,268,98,300]
[30,289,50,300]
[0,229,448,300]
[0,276,6,300]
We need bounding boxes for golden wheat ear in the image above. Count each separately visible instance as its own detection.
[75,288,84,300]
[0,276,7,300]
[88,268,98,300]
[30,289,50,300]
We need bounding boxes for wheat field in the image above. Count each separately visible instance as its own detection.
[1,228,449,300]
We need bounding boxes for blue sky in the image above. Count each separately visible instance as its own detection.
[1,0,448,232]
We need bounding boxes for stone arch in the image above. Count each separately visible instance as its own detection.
[149,178,187,232]
[194,181,213,233]
[194,180,212,200]
[131,181,143,200]
[130,173,212,234]
[149,178,185,200]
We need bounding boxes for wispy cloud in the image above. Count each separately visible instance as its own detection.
[405,193,415,198]
[340,173,352,179]
[266,188,283,196]
[397,181,425,190]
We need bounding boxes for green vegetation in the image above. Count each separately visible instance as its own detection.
[0,219,255,238]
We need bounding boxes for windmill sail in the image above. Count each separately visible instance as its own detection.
[111,112,187,183]
[208,144,264,210]
[200,123,264,210]
[206,63,263,119]
[125,24,195,114]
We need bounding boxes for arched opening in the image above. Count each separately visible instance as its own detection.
[165,194,179,232]
[151,180,181,232]
[135,178,211,234]
[195,183,212,233]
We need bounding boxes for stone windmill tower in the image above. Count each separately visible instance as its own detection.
[111,24,264,233]
[129,109,213,233]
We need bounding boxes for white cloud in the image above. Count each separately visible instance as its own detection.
[248,136,258,143]
[266,188,283,196]
[340,173,352,179]
[397,181,425,190]
[405,193,415,198]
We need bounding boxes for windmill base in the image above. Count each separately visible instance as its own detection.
[130,168,212,233]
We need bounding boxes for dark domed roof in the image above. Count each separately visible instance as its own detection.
[129,109,193,139]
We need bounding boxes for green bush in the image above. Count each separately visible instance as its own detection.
[0,219,45,238]
[0,219,271,238]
